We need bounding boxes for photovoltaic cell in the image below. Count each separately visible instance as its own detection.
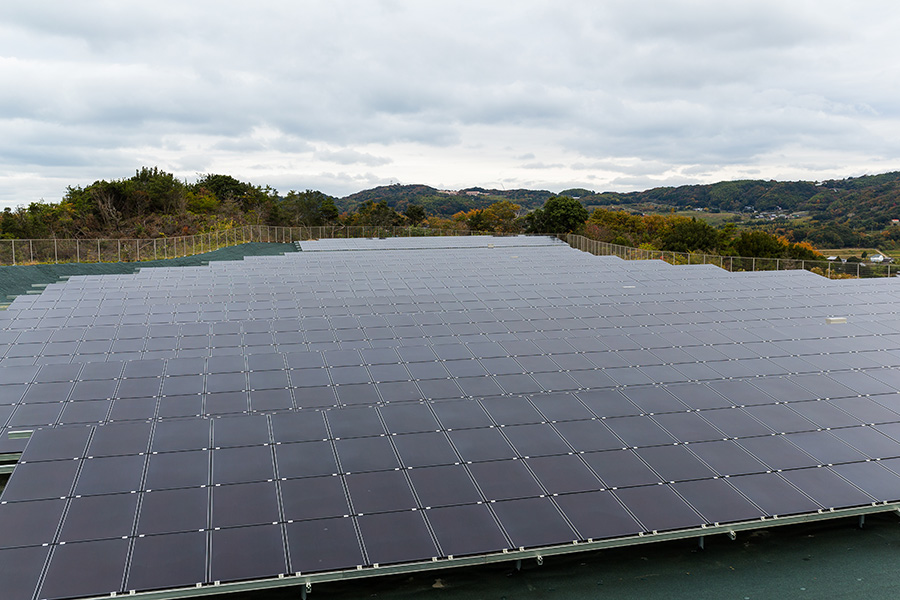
[286,517,363,573]
[39,538,129,600]
[490,497,575,548]
[127,531,208,592]
[210,524,286,583]
[356,510,437,564]
[0,497,66,548]
[138,487,209,535]
[426,504,508,556]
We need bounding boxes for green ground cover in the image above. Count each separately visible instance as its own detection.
[235,516,900,600]
[0,242,296,305]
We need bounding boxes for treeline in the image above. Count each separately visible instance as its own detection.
[1,169,278,239]
[584,208,822,261]
[0,168,556,240]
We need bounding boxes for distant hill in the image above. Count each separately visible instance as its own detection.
[575,172,900,248]
[580,172,900,228]
[336,184,552,217]
[7,167,900,250]
[333,175,900,246]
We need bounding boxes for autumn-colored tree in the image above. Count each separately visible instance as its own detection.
[482,200,521,233]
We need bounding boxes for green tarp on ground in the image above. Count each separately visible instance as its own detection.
[0,242,296,305]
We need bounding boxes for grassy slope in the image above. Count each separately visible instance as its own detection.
[0,242,296,305]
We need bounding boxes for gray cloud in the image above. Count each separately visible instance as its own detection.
[316,149,392,166]
[1,1,900,208]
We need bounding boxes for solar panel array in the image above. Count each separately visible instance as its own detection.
[3,235,900,600]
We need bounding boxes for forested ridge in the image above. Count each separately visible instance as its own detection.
[2,167,899,254]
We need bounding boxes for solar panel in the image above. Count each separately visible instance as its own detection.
[3,235,900,599]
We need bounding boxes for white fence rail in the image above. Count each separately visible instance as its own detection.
[566,234,896,279]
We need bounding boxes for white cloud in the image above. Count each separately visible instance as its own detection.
[2,0,900,209]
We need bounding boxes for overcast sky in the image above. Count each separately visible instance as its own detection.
[2,1,900,209]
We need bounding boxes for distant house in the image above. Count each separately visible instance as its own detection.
[891,219,900,226]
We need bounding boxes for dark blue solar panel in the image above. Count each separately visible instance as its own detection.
[3,235,900,600]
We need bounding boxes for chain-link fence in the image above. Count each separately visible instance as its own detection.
[0,225,502,265]
[565,234,897,279]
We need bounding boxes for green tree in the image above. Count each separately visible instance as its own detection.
[467,209,489,232]
[732,231,786,258]
[404,203,427,225]
[350,200,403,227]
[660,218,719,253]
[128,167,186,214]
[282,190,339,227]
[524,196,588,233]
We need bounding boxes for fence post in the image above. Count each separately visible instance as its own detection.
[54,238,58,264]
[76,239,80,263]
[857,262,861,278]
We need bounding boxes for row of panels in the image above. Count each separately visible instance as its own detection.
[4,348,900,395]
[2,461,896,600]
[8,417,900,500]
